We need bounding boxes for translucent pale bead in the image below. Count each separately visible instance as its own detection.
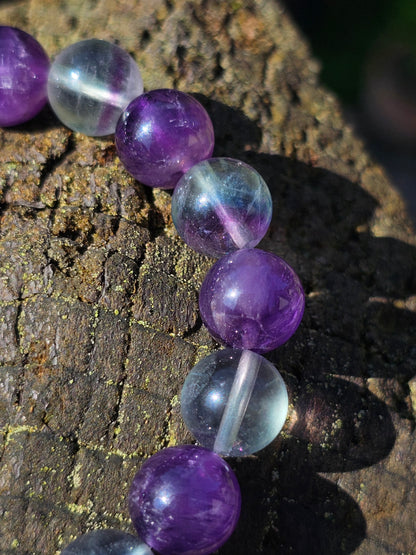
[47,39,143,136]
[171,158,273,257]
[60,529,152,555]
[181,348,288,456]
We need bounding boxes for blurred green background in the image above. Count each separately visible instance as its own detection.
[283,0,416,223]
[284,0,416,104]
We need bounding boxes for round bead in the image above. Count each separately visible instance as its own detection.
[60,529,152,555]
[181,348,288,456]
[129,445,241,555]
[115,89,214,189]
[0,26,49,126]
[199,248,305,353]
[47,39,143,136]
[171,157,273,257]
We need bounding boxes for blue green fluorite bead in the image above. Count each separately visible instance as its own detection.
[181,348,289,456]
[171,158,272,257]
[60,529,152,555]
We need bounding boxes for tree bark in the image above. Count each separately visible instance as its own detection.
[0,1,415,554]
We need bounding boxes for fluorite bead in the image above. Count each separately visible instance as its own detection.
[171,157,273,257]
[199,248,305,353]
[47,39,143,136]
[129,445,241,555]
[0,26,50,126]
[115,89,214,189]
[60,529,152,555]
[181,348,288,456]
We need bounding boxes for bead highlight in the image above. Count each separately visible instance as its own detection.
[115,89,214,189]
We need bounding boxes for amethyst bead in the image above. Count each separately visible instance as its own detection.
[172,158,273,258]
[199,248,305,353]
[129,445,241,555]
[0,27,49,126]
[115,89,214,189]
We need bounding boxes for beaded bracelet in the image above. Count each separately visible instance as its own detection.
[0,27,305,555]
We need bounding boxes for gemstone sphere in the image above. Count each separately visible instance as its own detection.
[129,445,241,555]
[0,26,50,126]
[115,89,214,189]
[60,529,152,555]
[199,248,305,353]
[47,39,143,136]
[171,157,273,257]
[181,348,288,456]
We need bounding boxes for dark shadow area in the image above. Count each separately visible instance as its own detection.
[285,377,396,472]
[2,103,64,133]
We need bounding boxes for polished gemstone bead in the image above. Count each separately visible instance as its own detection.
[199,248,305,353]
[60,529,152,555]
[181,348,288,456]
[171,157,272,257]
[115,89,214,189]
[129,445,241,555]
[47,39,143,136]
[0,26,49,126]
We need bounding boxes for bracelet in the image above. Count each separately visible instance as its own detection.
[0,27,305,555]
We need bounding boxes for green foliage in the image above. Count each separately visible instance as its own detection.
[302,0,416,103]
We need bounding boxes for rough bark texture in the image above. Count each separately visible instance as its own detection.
[0,1,415,554]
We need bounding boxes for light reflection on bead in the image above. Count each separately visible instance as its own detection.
[60,529,152,555]
[181,348,288,456]
[47,39,143,136]
[171,157,273,257]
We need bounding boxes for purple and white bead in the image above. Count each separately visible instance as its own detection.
[172,157,273,258]
[181,348,289,456]
[60,529,152,555]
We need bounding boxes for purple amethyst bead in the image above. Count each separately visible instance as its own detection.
[0,27,50,126]
[199,248,305,353]
[129,445,241,555]
[115,89,214,189]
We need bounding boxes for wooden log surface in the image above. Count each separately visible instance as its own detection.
[0,1,415,553]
